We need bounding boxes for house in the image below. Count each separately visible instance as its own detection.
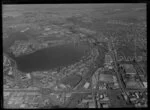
[59,84,66,89]
[26,73,31,79]
[143,82,147,88]
[84,82,90,89]
[8,70,13,75]
[99,94,104,99]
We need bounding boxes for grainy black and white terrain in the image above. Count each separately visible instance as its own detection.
[3,4,147,108]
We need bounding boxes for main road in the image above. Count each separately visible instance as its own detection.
[108,37,126,94]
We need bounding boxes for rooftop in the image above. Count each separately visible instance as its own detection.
[123,64,137,74]
[125,80,143,89]
[99,74,114,83]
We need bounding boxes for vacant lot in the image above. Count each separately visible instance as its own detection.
[66,93,89,108]
[60,74,82,88]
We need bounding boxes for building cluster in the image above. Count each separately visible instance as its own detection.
[3,55,12,77]
[40,24,96,45]
[91,50,147,108]
[77,94,96,108]
[95,92,110,108]
[4,59,33,89]
[4,91,45,108]
[9,40,33,56]
[58,47,98,78]
[4,19,147,108]
[3,55,18,89]
[3,45,100,108]
[41,24,97,44]
[107,20,135,26]
[92,68,119,91]
[92,53,119,91]
[71,14,93,24]
[4,85,67,108]
[118,63,147,107]
[78,27,96,35]
[126,91,147,107]
[9,40,49,57]
[77,91,111,108]
[81,16,93,23]
[49,92,66,105]
[120,64,147,89]
[42,25,72,36]
[88,53,119,108]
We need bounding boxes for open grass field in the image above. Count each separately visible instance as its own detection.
[60,74,82,88]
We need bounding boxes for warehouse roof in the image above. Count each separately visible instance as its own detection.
[123,64,136,74]
[125,80,143,89]
[99,74,114,83]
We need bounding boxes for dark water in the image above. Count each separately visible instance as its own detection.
[9,43,89,73]
[3,31,89,73]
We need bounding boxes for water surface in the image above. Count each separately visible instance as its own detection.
[10,43,89,73]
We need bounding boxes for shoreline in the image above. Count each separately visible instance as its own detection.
[4,43,96,76]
